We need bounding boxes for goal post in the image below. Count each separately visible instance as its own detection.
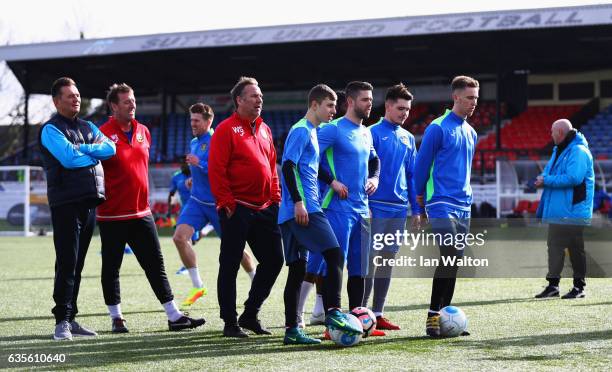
[0,165,51,237]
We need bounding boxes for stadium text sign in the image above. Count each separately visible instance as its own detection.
[136,7,611,52]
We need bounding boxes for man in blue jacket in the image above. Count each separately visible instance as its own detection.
[535,119,594,299]
[414,76,478,337]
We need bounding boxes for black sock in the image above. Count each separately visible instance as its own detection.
[441,276,457,308]
[322,247,343,311]
[429,277,447,312]
[347,276,365,310]
[283,259,306,328]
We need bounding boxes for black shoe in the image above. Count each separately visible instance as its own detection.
[111,318,129,333]
[535,286,559,298]
[238,316,272,335]
[561,287,585,299]
[223,324,249,338]
[460,330,471,336]
[425,314,441,338]
[168,314,205,331]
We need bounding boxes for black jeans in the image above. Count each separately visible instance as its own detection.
[546,224,586,289]
[99,215,174,306]
[217,204,284,325]
[50,201,96,324]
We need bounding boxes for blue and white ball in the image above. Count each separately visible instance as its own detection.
[439,306,468,337]
[328,313,363,347]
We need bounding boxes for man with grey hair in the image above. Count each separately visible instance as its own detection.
[208,77,284,338]
[535,119,594,299]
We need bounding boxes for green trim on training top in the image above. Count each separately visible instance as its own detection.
[425,110,451,202]
[291,118,309,207]
[319,119,340,209]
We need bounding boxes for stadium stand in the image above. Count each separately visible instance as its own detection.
[471,105,584,172]
[476,105,582,151]
[405,102,501,136]
[580,104,612,160]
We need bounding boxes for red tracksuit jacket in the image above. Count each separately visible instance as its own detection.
[208,112,281,212]
[96,117,152,221]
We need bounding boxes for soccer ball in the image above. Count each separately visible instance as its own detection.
[349,307,377,337]
[439,306,468,337]
[328,313,363,347]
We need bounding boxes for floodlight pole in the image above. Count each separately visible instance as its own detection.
[23,68,30,163]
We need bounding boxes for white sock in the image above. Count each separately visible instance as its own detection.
[313,294,324,315]
[374,312,383,318]
[108,304,122,319]
[201,224,214,236]
[163,300,182,322]
[188,267,204,288]
[297,281,314,316]
[428,309,440,315]
[247,269,256,281]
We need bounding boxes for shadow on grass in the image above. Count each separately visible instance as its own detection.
[476,351,589,362]
[0,329,402,369]
[0,310,165,323]
[384,297,534,313]
[571,301,612,307]
[458,329,612,350]
[2,273,144,282]
[0,329,442,370]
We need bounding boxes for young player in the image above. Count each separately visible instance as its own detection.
[279,84,363,344]
[316,81,380,312]
[296,91,348,328]
[364,83,422,331]
[414,76,479,337]
[172,103,256,308]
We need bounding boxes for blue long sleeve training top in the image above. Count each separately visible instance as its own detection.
[368,118,422,215]
[189,129,215,205]
[278,118,323,224]
[317,117,377,215]
[40,121,115,169]
[414,109,477,211]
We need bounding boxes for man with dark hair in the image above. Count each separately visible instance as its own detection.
[335,90,347,118]
[208,77,284,338]
[98,83,205,333]
[316,81,380,315]
[363,83,422,332]
[534,119,594,299]
[279,84,363,345]
[414,75,479,337]
[40,77,116,340]
[172,103,256,308]
[296,89,350,328]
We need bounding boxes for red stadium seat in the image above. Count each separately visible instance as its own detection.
[528,200,540,214]
[514,200,531,214]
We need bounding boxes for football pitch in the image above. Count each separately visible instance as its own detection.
[0,236,610,371]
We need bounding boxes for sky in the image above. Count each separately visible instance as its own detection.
[1,0,611,123]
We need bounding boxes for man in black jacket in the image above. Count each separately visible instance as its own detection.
[39,77,116,340]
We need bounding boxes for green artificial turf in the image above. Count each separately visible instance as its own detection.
[0,236,610,371]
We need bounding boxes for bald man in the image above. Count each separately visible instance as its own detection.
[534,119,594,299]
